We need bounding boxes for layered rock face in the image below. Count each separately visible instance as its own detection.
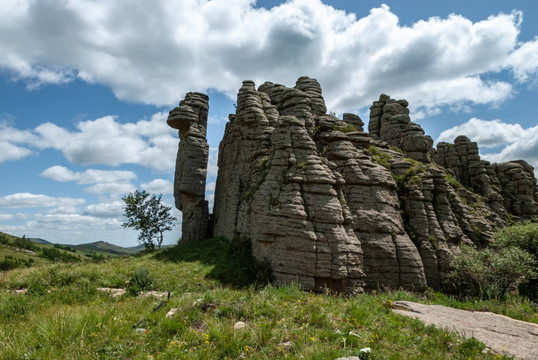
[168,79,538,293]
[167,92,210,242]
[435,136,537,221]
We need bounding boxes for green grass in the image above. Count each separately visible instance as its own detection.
[0,233,129,268]
[369,145,392,170]
[0,237,531,359]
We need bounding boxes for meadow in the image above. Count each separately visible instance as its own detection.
[1,237,536,359]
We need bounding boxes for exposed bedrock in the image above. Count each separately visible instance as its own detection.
[168,77,538,293]
[167,92,210,242]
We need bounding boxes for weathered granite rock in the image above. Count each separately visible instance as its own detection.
[435,136,537,221]
[167,92,210,242]
[369,94,433,162]
[495,160,538,219]
[342,113,364,131]
[213,78,427,292]
[168,79,538,293]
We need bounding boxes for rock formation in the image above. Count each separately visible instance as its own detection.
[167,78,538,293]
[167,92,210,242]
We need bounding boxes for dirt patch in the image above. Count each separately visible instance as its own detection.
[392,301,538,360]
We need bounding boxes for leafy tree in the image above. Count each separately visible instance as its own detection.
[121,190,177,250]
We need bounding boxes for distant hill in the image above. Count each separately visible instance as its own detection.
[28,237,53,244]
[5,233,169,257]
[73,241,141,256]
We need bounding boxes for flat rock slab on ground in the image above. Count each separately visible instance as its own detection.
[392,301,538,360]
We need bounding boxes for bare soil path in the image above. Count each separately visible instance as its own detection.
[392,301,538,360]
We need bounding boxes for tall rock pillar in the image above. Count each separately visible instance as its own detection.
[167,92,210,242]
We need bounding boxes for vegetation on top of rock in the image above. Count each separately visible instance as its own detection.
[445,173,463,189]
[368,145,392,170]
[333,123,358,133]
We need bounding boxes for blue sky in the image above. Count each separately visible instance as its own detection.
[1,0,537,246]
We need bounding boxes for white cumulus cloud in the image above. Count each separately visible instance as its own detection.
[0,0,535,115]
[141,179,173,194]
[482,124,538,173]
[0,193,85,209]
[83,201,124,218]
[508,37,538,82]
[41,165,137,184]
[0,141,33,162]
[436,118,524,148]
[32,113,177,170]
[40,165,138,195]
[437,119,538,176]
[4,112,178,171]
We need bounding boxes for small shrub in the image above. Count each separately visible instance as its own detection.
[333,123,358,133]
[27,282,48,296]
[445,173,463,189]
[454,337,486,358]
[128,267,154,296]
[368,145,392,170]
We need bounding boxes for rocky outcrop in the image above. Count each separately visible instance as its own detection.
[435,136,537,221]
[167,92,210,242]
[369,94,433,163]
[168,78,538,293]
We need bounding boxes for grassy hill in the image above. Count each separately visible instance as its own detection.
[28,237,52,244]
[1,237,534,360]
[74,240,141,256]
[1,231,147,264]
[0,232,125,270]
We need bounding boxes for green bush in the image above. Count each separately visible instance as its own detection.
[447,243,536,300]
[0,256,33,271]
[494,222,538,256]
[40,247,81,263]
[13,236,38,252]
[494,222,538,300]
[127,267,154,296]
[0,234,9,245]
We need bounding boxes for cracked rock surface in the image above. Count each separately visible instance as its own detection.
[168,78,538,294]
[393,301,538,360]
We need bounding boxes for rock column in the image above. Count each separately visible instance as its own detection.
[167,92,210,242]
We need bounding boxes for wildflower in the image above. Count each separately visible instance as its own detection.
[349,331,360,338]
